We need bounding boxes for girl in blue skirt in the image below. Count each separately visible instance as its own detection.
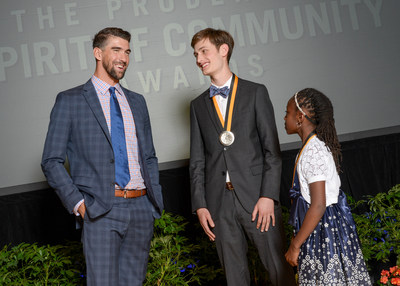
[284,88,371,285]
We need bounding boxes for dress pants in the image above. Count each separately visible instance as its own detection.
[82,195,154,286]
[213,188,296,286]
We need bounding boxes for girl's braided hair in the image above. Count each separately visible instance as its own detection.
[296,88,342,172]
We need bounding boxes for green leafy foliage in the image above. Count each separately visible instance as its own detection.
[185,223,225,285]
[144,211,218,286]
[10,191,398,286]
[0,242,84,285]
[350,184,400,266]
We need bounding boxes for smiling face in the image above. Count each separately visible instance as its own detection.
[284,98,300,135]
[193,38,228,78]
[94,36,131,85]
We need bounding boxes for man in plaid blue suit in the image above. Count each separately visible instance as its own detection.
[41,27,163,285]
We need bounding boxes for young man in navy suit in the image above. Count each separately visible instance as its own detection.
[42,27,163,286]
[189,28,295,286]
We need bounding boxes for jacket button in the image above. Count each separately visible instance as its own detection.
[110,159,114,163]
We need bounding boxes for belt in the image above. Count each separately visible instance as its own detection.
[226,182,234,190]
[115,189,147,199]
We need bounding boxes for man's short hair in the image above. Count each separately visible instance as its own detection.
[191,28,234,63]
[92,27,131,49]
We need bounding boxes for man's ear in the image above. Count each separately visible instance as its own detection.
[219,43,229,57]
[93,47,102,61]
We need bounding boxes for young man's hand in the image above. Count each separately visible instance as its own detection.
[196,208,216,241]
[252,197,275,232]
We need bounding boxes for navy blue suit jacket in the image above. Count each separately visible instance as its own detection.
[41,79,163,219]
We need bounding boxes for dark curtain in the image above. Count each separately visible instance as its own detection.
[0,189,80,247]
[1,133,399,247]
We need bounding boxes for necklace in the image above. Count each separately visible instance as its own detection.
[291,131,316,187]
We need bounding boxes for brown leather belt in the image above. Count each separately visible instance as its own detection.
[115,189,147,199]
[226,182,234,190]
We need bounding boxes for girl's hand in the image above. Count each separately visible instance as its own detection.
[285,241,301,267]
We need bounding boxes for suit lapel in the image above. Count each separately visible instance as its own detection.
[203,90,224,134]
[204,75,238,134]
[82,80,112,145]
[230,76,242,132]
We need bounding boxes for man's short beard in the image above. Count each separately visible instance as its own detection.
[103,61,126,81]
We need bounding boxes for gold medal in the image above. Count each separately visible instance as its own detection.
[219,131,235,146]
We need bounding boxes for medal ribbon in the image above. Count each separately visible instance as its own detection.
[212,75,238,131]
[291,133,317,187]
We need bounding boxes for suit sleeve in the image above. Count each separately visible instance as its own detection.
[41,93,83,213]
[255,85,282,202]
[189,101,207,213]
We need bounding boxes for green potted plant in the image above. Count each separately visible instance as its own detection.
[350,184,400,283]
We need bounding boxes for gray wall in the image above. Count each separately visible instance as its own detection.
[1,0,399,189]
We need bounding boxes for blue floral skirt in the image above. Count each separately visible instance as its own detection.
[289,187,372,285]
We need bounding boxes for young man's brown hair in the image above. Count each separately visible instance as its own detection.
[191,28,235,63]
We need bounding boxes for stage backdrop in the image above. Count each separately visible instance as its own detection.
[1,0,399,189]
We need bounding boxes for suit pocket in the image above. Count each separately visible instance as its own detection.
[250,164,263,176]
[73,175,95,191]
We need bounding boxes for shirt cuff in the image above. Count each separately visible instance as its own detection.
[73,199,84,216]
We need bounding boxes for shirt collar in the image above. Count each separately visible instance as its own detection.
[91,75,123,96]
[211,75,233,89]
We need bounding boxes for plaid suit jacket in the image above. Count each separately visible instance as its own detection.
[41,79,163,219]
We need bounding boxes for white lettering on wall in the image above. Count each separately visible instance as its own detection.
[11,10,26,33]
[159,0,175,13]
[305,3,331,37]
[1,1,385,84]
[131,27,149,62]
[0,47,18,81]
[33,42,59,76]
[65,3,79,26]
[164,23,186,56]
[246,11,279,45]
[279,6,303,40]
[69,35,91,70]
[138,69,161,92]
[37,6,55,30]
[364,0,382,27]
[248,55,263,77]
[174,65,189,88]
[132,0,149,16]
[108,0,121,20]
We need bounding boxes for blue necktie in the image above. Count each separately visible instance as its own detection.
[109,87,130,188]
[209,85,230,98]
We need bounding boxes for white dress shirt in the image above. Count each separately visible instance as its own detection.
[211,75,233,183]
